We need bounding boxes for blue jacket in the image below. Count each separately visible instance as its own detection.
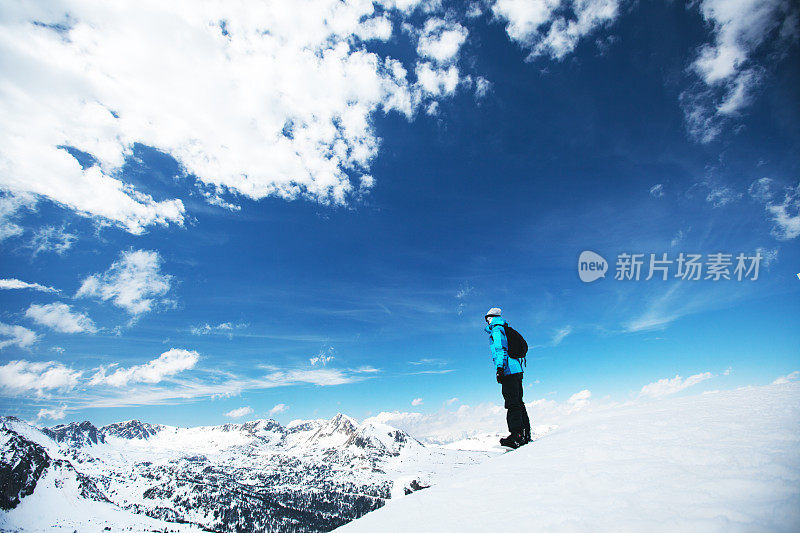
[486,317,523,376]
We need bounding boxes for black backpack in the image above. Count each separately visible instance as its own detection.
[497,323,528,360]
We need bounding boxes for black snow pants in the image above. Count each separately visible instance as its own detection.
[501,373,531,436]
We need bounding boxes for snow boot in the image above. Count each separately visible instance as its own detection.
[499,432,526,449]
[522,427,531,444]
[499,434,514,447]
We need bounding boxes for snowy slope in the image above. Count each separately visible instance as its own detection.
[0,465,203,533]
[336,382,800,532]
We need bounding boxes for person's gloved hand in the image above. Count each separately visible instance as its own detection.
[496,367,504,383]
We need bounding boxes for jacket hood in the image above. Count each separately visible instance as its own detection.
[485,316,507,333]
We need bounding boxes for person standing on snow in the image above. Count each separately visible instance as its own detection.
[485,307,531,449]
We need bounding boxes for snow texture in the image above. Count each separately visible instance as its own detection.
[337,382,800,532]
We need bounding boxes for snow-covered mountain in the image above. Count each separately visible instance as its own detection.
[0,413,494,532]
[337,382,800,532]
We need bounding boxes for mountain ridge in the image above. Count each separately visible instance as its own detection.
[0,412,493,532]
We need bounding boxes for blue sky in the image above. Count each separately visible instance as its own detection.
[0,0,798,428]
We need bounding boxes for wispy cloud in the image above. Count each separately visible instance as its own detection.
[649,184,664,198]
[408,358,448,366]
[551,326,572,346]
[269,403,289,415]
[705,185,742,208]
[28,225,77,257]
[309,345,336,366]
[26,303,97,334]
[189,322,248,338]
[37,404,68,421]
[411,397,424,406]
[90,349,199,387]
[670,229,687,248]
[224,406,253,419]
[772,371,799,385]
[639,372,714,398]
[0,278,59,293]
[0,323,38,350]
[532,326,573,348]
[0,193,33,242]
[748,179,800,240]
[623,284,685,333]
[75,366,374,409]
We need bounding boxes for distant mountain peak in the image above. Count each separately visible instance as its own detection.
[42,421,104,447]
[101,420,163,440]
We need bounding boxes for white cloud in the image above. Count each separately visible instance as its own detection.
[567,389,591,411]
[411,397,424,406]
[0,322,38,350]
[269,403,289,415]
[377,0,426,13]
[0,278,59,293]
[269,368,362,386]
[353,366,380,373]
[224,406,253,419]
[28,225,77,257]
[0,193,35,242]
[310,345,336,366]
[0,1,469,231]
[416,62,460,97]
[748,177,774,202]
[682,0,798,142]
[625,314,676,332]
[492,0,620,61]
[649,184,664,198]
[417,18,468,64]
[409,358,447,366]
[77,249,172,315]
[37,404,67,420]
[705,185,742,207]
[670,229,686,248]
[772,371,799,385]
[26,303,97,334]
[445,397,459,405]
[639,372,714,398]
[474,76,492,99]
[749,179,800,240]
[189,322,247,338]
[78,366,374,408]
[455,283,473,299]
[551,326,572,346]
[764,183,800,240]
[0,360,81,395]
[755,247,778,267]
[355,14,393,41]
[90,348,199,387]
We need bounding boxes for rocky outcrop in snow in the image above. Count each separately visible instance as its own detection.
[41,421,105,447]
